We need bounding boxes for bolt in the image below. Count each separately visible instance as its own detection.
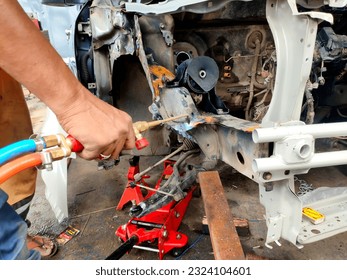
[44,163,53,172]
[262,172,272,180]
[162,230,168,238]
[176,234,181,240]
[160,23,165,29]
[175,212,180,218]
[199,70,207,79]
[318,76,325,85]
[264,182,274,192]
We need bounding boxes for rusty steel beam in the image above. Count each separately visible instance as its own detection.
[198,171,245,260]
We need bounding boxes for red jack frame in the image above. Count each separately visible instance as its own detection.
[115,160,195,259]
[116,156,152,210]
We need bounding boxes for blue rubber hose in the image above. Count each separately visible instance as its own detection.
[0,139,37,166]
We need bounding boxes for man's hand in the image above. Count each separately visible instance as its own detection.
[57,88,135,160]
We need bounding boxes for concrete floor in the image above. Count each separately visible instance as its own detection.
[26,155,347,260]
[24,90,347,260]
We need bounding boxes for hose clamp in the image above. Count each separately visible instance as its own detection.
[39,151,53,171]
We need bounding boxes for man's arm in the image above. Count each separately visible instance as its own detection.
[0,0,135,159]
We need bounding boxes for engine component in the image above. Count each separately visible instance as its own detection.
[186,56,219,92]
[170,56,229,114]
[317,27,347,61]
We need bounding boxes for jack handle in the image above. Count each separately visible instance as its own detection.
[105,235,139,260]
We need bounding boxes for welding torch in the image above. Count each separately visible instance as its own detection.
[133,114,189,150]
[0,114,189,184]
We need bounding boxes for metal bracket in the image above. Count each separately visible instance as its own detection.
[259,178,302,247]
[160,23,174,47]
[124,0,243,15]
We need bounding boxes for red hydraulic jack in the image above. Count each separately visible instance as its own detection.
[108,160,195,260]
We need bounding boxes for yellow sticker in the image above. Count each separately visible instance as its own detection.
[302,207,325,224]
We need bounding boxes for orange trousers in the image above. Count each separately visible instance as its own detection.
[0,68,37,218]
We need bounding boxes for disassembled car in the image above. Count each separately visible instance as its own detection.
[26,0,347,250]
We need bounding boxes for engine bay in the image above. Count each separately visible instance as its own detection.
[70,0,347,249]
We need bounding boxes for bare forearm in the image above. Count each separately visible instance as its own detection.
[0,0,135,159]
[0,0,83,115]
